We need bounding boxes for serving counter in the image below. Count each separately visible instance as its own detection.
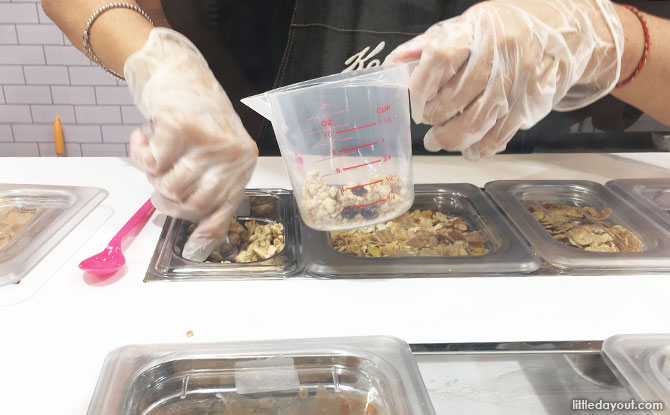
[0,154,669,414]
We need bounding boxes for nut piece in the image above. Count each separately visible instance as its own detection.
[330,209,489,257]
[527,202,643,253]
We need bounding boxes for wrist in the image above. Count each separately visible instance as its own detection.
[613,4,647,88]
[124,28,209,113]
[85,3,155,80]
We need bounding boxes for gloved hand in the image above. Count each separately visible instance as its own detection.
[385,0,624,160]
[124,28,258,261]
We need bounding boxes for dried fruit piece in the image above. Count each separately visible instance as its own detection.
[360,204,379,219]
[351,187,368,197]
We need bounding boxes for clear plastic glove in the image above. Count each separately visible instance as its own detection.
[385,0,624,160]
[124,28,258,261]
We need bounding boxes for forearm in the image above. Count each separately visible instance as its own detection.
[42,0,154,77]
[612,3,670,125]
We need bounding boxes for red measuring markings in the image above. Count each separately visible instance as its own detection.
[321,173,332,178]
[332,109,348,115]
[342,159,381,171]
[335,122,376,134]
[316,151,355,163]
[312,142,326,149]
[310,123,350,135]
[305,115,319,121]
[351,198,387,210]
[343,179,384,192]
[338,141,378,153]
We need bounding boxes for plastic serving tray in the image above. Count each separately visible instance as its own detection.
[607,178,670,231]
[145,189,301,281]
[485,180,670,273]
[87,336,436,415]
[300,183,541,277]
[0,184,107,285]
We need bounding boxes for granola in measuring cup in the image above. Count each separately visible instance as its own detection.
[299,170,411,229]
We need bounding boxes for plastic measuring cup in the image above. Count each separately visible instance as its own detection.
[242,63,416,231]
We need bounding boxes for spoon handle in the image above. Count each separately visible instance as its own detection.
[110,198,156,245]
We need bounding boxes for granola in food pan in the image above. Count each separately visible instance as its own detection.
[330,209,489,257]
[176,219,285,263]
[527,203,643,252]
[0,203,39,250]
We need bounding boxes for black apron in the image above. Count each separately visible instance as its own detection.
[256,0,478,155]
[161,0,654,156]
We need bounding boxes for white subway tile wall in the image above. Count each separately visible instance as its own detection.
[0,105,31,123]
[0,142,39,156]
[0,24,18,44]
[0,66,25,84]
[16,24,63,44]
[38,141,82,156]
[4,85,51,103]
[81,143,127,157]
[0,1,140,156]
[0,124,12,141]
[51,86,95,104]
[31,104,75,123]
[12,123,52,141]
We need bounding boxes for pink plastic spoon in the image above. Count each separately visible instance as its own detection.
[79,198,155,275]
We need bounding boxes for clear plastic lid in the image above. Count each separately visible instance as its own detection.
[87,336,436,415]
[485,180,670,273]
[602,334,670,414]
[607,179,670,231]
[300,184,540,277]
[0,184,107,285]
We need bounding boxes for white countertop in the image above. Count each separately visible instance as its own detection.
[1,154,670,414]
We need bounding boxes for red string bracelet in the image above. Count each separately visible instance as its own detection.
[616,4,650,89]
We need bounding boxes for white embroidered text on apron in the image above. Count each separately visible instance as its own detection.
[342,41,385,72]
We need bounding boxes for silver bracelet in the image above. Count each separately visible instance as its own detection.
[83,2,154,81]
